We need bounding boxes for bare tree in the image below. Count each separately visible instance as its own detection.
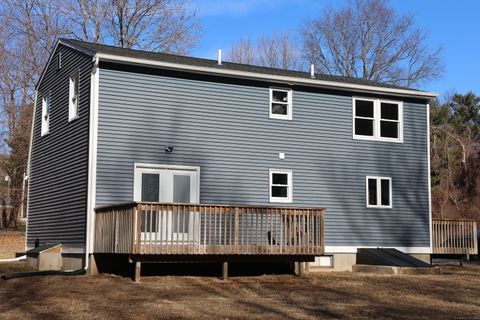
[301,0,442,87]
[227,33,302,70]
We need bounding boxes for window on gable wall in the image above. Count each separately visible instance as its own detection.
[41,95,50,136]
[353,98,403,142]
[69,73,79,121]
[269,88,292,120]
[366,176,392,208]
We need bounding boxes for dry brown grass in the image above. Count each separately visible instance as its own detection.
[1,263,479,319]
[0,232,24,259]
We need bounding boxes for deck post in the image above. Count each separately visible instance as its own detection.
[134,261,141,283]
[221,261,228,280]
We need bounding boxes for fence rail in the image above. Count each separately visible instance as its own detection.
[94,202,326,256]
[432,219,478,255]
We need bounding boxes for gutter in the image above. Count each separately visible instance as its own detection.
[95,53,438,100]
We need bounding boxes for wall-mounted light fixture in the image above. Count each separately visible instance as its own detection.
[165,146,174,153]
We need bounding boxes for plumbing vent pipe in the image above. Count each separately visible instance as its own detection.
[217,49,222,65]
[310,64,315,78]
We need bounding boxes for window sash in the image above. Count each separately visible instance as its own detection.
[41,96,49,136]
[353,98,402,142]
[366,176,392,208]
[69,75,79,121]
[269,88,292,120]
[269,169,292,202]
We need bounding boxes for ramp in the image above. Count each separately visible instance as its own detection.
[356,248,432,268]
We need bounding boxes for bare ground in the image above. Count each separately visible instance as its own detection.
[1,262,479,320]
[0,232,24,259]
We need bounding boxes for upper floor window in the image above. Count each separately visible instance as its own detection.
[41,95,50,136]
[57,52,62,70]
[269,169,292,203]
[366,176,392,208]
[269,88,292,120]
[353,97,403,142]
[69,74,79,121]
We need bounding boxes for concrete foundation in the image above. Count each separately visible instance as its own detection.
[310,253,432,272]
[62,254,85,271]
[352,264,440,275]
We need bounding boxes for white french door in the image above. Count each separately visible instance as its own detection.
[134,164,200,243]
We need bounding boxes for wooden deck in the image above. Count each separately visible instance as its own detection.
[432,219,478,255]
[94,202,325,256]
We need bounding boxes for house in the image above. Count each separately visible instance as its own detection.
[25,38,437,275]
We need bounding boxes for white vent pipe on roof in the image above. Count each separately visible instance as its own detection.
[218,49,222,65]
[310,64,315,78]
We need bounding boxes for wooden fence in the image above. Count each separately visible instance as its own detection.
[94,202,325,256]
[432,219,478,255]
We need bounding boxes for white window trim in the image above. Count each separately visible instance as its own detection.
[353,97,403,143]
[69,73,80,121]
[269,88,292,120]
[365,176,392,209]
[269,168,292,203]
[41,95,49,136]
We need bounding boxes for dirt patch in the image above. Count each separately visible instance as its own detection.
[0,232,24,259]
[1,263,479,319]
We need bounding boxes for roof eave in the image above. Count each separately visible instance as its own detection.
[96,53,438,100]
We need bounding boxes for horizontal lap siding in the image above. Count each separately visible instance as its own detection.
[96,66,429,247]
[27,45,92,249]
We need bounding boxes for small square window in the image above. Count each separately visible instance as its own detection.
[69,74,79,121]
[41,95,50,136]
[269,169,292,203]
[269,88,292,120]
[366,176,392,208]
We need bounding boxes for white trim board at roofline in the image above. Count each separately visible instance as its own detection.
[324,246,431,254]
[95,53,437,100]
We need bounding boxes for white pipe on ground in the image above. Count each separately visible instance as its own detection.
[0,255,26,262]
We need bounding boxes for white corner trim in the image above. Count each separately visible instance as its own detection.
[86,56,100,264]
[324,246,431,254]
[24,90,38,252]
[427,103,433,254]
[95,53,438,99]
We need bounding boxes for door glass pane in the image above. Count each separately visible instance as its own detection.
[173,175,191,203]
[368,179,377,206]
[381,179,391,206]
[141,173,159,232]
[142,173,159,202]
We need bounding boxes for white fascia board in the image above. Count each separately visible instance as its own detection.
[325,246,431,254]
[96,53,438,100]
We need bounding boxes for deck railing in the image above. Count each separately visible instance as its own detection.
[94,202,325,255]
[432,219,478,255]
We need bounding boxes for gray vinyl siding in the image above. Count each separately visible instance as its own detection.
[27,45,92,249]
[96,65,430,248]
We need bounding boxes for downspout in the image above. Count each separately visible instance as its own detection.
[85,55,99,270]
[24,90,38,252]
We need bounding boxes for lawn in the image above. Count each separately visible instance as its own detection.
[1,262,479,319]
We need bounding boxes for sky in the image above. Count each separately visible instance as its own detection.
[189,0,480,97]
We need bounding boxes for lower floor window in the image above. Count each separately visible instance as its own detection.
[269,169,292,203]
[366,176,392,208]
